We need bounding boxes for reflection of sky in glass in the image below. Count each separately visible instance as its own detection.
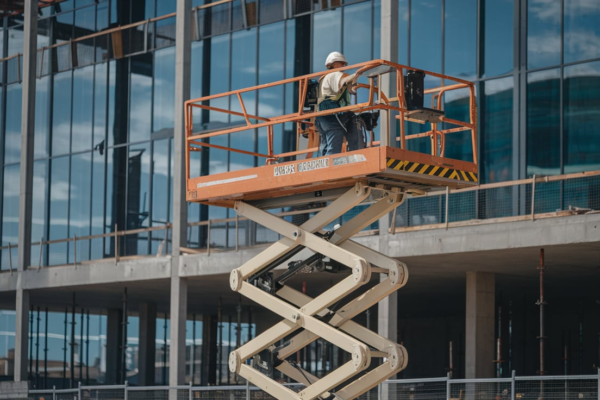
[152,139,170,229]
[72,66,95,152]
[7,26,23,56]
[482,77,513,183]
[444,88,473,162]
[312,9,341,72]
[564,0,600,64]
[483,0,513,77]
[564,61,600,173]
[527,0,561,69]
[445,0,476,78]
[5,84,22,164]
[70,152,93,262]
[527,69,560,176]
[2,165,20,269]
[129,56,153,143]
[32,161,47,263]
[35,78,50,158]
[153,47,176,133]
[49,156,69,266]
[52,72,72,157]
[343,2,372,64]
[410,0,441,73]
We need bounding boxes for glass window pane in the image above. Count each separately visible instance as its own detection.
[564,0,600,64]
[284,20,296,116]
[126,143,150,256]
[444,88,474,162]
[232,29,257,91]
[483,0,513,77]
[527,0,561,69]
[96,1,109,32]
[157,1,176,17]
[343,2,372,64]
[152,139,170,236]
[35,77,50,159]
[209,35,230,124]
[32,160,48,264]
[526,69,560,176]
[5,84,22,164]
[482,77,513,183]
[49,156,69,266]
[260,0,283,24]
[564,61,600,173]
[94,63,107,149]
[1,165,20,270]
[153,47,176,133]
[70,153,92,262]
[191,41,204,125]
[72,66,95,152]
[74,5,96,37]
[108,60,127,147]
[410,0,442,73]
[38,18,51,49]
[312,9,341,73]
[396,0,409,64]
[90,149,105,260]
[129,54,153,143]
[52,72,72,156]
[8,26,24,56]
[257,24,283,157]
[445,0,476,79]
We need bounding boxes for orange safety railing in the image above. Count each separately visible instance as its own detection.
[184,59,478,184]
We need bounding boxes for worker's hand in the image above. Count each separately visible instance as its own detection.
[348,82,358,94]
[341,73,358,94]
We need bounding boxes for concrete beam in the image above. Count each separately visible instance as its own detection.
[13,289,29,382]
[17,0,38,272]
[0,257,171,291]
[382,213,600,258]
[465,271,495,378]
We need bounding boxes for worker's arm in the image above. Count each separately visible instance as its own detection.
[338,73,358,94]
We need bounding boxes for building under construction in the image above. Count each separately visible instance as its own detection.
[0,0,599,396]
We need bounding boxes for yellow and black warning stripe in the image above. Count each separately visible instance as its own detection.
[386,158,478,182]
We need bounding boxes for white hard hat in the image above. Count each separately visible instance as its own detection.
[325,52,347,69]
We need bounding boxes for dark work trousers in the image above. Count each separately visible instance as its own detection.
[315,114,365,156]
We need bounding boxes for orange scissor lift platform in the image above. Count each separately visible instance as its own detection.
[184,60,478,400]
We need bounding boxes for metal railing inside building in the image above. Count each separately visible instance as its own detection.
[26,372,600,400]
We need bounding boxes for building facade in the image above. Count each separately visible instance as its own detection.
[0,0,599,391]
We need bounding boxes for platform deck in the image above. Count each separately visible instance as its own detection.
[187,146,478,208]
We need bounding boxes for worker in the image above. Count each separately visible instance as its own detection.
[315,52,365,156]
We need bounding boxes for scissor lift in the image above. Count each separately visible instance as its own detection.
[185,60,478,400]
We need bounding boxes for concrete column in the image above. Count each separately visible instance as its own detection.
[13,289,30,382]
[465,271,495,378]
[14,1,38,383]
[169,1,191,396]
[172,0,191,254]
[17,0,38,273]
[138,303,157,386]
[105,309,123,384]
[380,0,398,146]
[168,278,188,387]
